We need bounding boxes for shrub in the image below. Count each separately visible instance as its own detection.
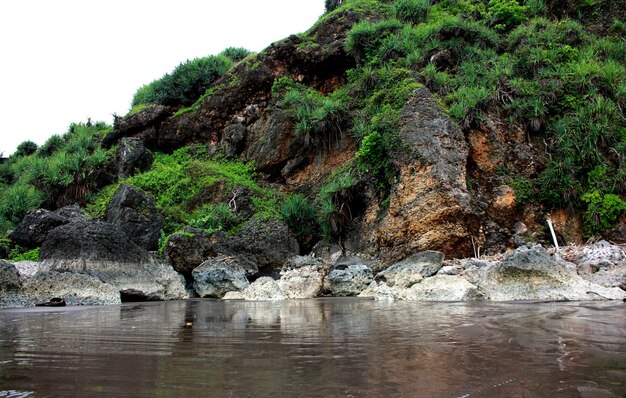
[280,194,318,238]
[132,54,233,107]
[325,0,345,13]
[581,191,626,235]
[13,141,38,158]
[393,0,431,25]
[9,247,40,262]
[222,47,251,63]
[187,203,239,233]
[487,0,527,31]
[0,184,43,224]
[345,19,404,63]
[36,134,64,157]
[316,170,356,239]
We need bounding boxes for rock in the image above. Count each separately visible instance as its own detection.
[39,220,186,301]
[192,256,250,298]
[103,104,173,148]
[9,205,87,249]
[217,219,299,272]
[0,260,29,309]
[372,87,474,259]
[106,184,164,251]
[379,251,445,286]
[579,240,625,267]
[437,265,459,276]
[223,291,245,300]
[26,271,121,306]
[327,259,373,296]
[278,256,324,298]
[476,245,625,301]
[403,275,483,301]
[164,227,213,274]
[241,277,286,301]
[116,137,153,178]
[220,122,247,156]
[0,260,22,292]
[13,261,38,278]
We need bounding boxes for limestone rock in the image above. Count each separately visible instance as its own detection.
[579,240,625,267]
[164,227,213,274]
[106,184,164,251]
[0,260,22,292]
[242,277,286,301]
[476,245,625,301]
[278,256,324,298]
[404,275,483,301]
[378,251,445,287]
[192,256,250,298]
[9,205,87,249]
[26,271,121,306]
[327,260,373,296]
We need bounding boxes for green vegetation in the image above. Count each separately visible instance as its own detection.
[9,247,40,262]
[0,122,112,235]
[280,194,318,239]
[131,48,251,108]
[338,0,626,236]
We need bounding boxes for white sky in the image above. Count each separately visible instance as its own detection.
[0,0,324,157]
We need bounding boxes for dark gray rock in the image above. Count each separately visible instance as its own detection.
[192,256,250,298]
[9,205,86,249]
[220,122,247,156]
[327,260,373,296]
[106,184,164,251]
[116,137,153,178]
[40,220,150,263]
[217,219,299,272]
[164,227,213,274]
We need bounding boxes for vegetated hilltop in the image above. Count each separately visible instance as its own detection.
[1,0,625,264]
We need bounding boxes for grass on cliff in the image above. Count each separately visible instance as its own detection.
[337,0,626,236]
[86,145,280,238]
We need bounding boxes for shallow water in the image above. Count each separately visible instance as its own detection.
[0,299,625,398]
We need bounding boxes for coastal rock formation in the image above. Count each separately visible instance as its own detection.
[106,184,164,251]
[116,137,153,178]
[192,256,250,298]
[278,256,324,299]
[327,259,374,296]
[39,220,185,301]
[26,271,121,306]
[9,205,87,249]
[164,227,213,274]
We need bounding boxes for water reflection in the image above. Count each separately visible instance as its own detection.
[0,299,625,397]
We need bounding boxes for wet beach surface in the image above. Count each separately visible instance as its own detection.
[0,299,625,397]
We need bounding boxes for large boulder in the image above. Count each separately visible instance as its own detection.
[327,258,373,296]
[39,220,186,301]
[475,245,625,301]
[192,256,250,298]
[278,256,324,298]
[217,219,299,272]
[241,277,287,301]
[106,184,164,251]
[164,227,213,274]
[376,251,445,288]
[116,137,153,178]
[9,205,87,249]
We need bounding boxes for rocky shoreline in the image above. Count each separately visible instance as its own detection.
[1,216,624,308]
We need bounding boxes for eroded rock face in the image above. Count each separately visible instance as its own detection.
[39,220,186,301]
[0,260,22,292]
[474,245,625,301]
[217,219,299,272]
[106,184,164,251]
[278,256,324,299]
[377,251,445,288]
[9,205,87,249]
[327,259,373,297]
[241,277,286,301]
[116,137,153,178]
[371,87,474,260]
[192,257,250,298]
[164,227,213,274]
[26,271,121,306]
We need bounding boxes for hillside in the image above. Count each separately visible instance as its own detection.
[1,0,625,267]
